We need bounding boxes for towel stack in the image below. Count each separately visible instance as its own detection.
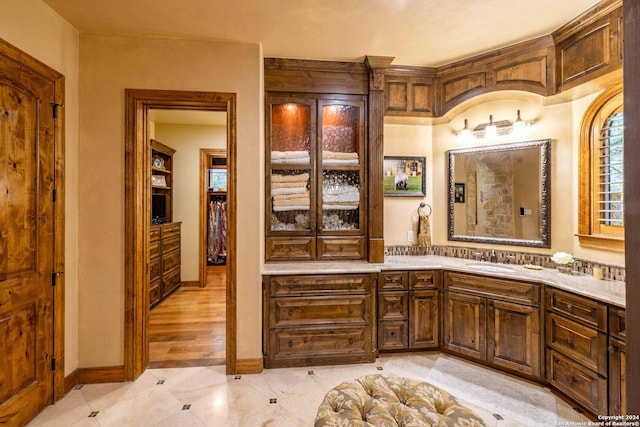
[272,173,310,211]
[322,150,359,165]
[271,150,310,164]
[323,184,359,210]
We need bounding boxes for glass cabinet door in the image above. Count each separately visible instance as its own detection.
[268,98,316,234]
[318,99,365,234]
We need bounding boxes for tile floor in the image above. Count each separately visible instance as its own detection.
[28,353,591,426]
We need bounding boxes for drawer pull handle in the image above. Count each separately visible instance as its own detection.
[566,304,573,311]
[566,337,573,346]
[288,341,294,348]
[567,376,576,385]
[348,339,354,345]
[288,309,293,316]
[288,283,294,289]
[390,332,395,337]
[348,309,353,314]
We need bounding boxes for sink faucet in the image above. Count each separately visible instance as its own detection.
[490,250,497,263]
[473,252,486,262]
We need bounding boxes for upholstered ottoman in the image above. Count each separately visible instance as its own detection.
[315,374,486,426]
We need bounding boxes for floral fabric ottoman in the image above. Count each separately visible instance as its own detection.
[315,374,486,427]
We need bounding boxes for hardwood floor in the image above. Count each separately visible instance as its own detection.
[149,265,226,368]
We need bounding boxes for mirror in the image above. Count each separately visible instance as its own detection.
[447,139,551,248]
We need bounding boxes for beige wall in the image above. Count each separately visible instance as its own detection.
[0,0,81,376]
[78,33,263,366]
[155,123,227,281]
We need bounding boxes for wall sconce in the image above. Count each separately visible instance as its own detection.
[458,110,532,141]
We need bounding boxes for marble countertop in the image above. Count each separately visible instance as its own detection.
[261,255,626,307]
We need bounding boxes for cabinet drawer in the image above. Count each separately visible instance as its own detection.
[162,249,181,272]
[444,272,539,306]
[270,296,369,327]
[545,287,607,331]
[546,313,607,375]
[162,265,181,296]
[547,350,607,415]
[270,326,369,360]
[149,226,161,242]
[161,222,181,239]
[149,257,161,282]
[379,271,408,290]
[269,274,371,297]
[162,235,180,254]
[149,240,160,259]
[378,321,408,350]
[378,291,408,321]
[609,306,625,340]
[266,237,315,261]
[410,270,441,290]
[150,279,161,307]
[317,236,365,260]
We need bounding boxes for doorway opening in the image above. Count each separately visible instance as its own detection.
[146,110,228,368]
[124,89,237,379]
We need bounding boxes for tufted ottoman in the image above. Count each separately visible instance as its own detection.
[315,374,486,426]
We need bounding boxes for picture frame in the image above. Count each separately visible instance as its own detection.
[454,182,465,203]
[208,168,228,192]
[383,156,426,197]
[151,175,167,187]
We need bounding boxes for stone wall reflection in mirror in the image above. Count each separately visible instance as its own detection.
[447,139,550,248]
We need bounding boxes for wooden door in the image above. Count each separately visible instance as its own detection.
[0,46,57,426]
[487,300,541,378]
[409,290,439,349]
[443,291,485,360]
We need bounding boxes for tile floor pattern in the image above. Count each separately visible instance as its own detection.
[28,354,591,427]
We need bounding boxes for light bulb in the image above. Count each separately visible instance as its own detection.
[512,110,527,135]
[458,118,473,142]
[484,115,497,139]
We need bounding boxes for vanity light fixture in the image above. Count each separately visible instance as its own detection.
[458,110,532,142]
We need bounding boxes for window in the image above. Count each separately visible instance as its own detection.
[578,84,624,251]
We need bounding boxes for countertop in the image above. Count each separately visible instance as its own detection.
[261,255,626,307]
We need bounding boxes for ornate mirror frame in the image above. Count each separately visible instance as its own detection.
[447,139,551,248]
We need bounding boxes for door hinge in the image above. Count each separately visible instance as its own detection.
[52,189,57,202]
[50,102,64,119]
[52,271,63,286]
[51,357,56,371]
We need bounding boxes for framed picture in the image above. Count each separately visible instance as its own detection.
[383,156,426,197]
[208,168,227,192]
[151,175,167,187]
[454,183,465,203]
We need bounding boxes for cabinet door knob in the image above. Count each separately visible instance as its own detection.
[566,337,573,346]
[390,332,395,337]
[288,341,294,348]
[566,303,573,311]
[608,345,617,353]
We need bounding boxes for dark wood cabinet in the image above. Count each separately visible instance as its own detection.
[608,307,626,415]
[443,272,541,378]
[263,273,377,368]
[149,222,181,309]
[265,93,367,261]
[545,287,608,415]
[378,270,440,351]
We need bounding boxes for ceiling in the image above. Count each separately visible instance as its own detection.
[43,0,601,68]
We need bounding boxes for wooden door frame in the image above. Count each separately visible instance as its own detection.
[200,148,227,287]
[0,38,66,402]
[124,89,237,379]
